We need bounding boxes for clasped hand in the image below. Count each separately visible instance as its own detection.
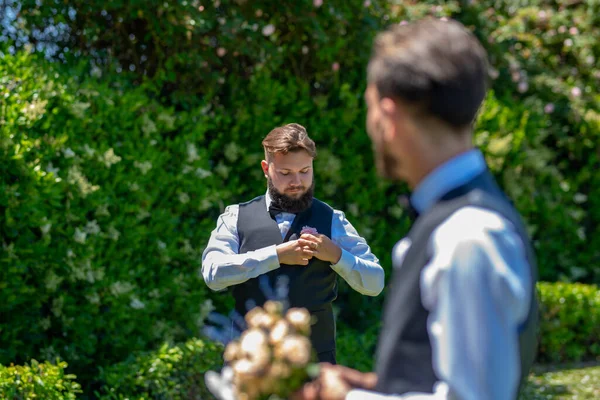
[276,234,342,265]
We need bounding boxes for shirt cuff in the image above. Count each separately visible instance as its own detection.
[330,248,355,273]
[347,389,392,400]
[262,244,281,271]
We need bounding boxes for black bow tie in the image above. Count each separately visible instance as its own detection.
[269,204,292,219]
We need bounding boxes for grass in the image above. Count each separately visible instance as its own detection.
[521,362,600,399]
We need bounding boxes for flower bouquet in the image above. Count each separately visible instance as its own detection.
[205,300,320,400]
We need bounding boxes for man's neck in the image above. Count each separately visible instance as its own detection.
[407,141,473,190]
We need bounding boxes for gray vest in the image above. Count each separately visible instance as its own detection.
[235,195,337,353]
[375,170,539,397]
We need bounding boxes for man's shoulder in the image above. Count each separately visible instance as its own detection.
[312,197,334,212]
[238,195,266,208]
[428,206,523,262]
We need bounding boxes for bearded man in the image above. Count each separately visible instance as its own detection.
[201,123,385,364]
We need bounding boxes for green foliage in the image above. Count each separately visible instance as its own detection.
[10,0,388,101]
[0,49,221,392]
[96,338,223,400]
[0,360,82,400]
[537,282,600,363]
[1,0,600,396]
[338,282,600,372]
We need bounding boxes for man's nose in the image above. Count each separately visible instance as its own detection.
[290,173,301,185]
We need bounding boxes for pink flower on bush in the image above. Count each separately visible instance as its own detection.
[363,0,371,6]
[518,81,529,93]
[571,87,582,97]
[569,27,579,35]
[544,103,555,114]
[262,24,275,36]
[313,0,323,7]
[301,226,318,235]
[216,48,227,57]
[332,62,340,72]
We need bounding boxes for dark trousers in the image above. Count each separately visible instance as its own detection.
[317,349,336,364]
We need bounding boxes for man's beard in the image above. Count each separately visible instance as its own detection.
[374,142,400,180]
[370,121,400,180]
[268,178,315,214]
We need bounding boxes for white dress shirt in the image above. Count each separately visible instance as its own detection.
[347,150,532,400]
[201,192,385,297]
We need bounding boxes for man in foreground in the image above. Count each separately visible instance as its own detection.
[294,17,539,400]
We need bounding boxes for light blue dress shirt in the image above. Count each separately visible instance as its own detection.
[201,192,385,297]
[347,149,532,400]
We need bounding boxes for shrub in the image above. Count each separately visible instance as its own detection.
[0,49,221,393]
[0,360,82,400]
[537,282,600,363]
[97,338,223,400]
[2,0,600,394]
[337,282,600,370]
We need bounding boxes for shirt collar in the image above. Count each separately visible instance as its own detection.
[265,190,273,210]
[410,149,486,214]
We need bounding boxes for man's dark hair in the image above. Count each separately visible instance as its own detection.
[367,18,489,129]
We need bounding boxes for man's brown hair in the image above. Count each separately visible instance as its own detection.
[262,123,317,161]
[368,18,489,129]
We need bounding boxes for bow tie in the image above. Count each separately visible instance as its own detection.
[269,204,293,219]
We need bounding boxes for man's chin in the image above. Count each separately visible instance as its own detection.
[285,192,305,199]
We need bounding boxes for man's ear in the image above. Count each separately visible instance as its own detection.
[380,97,399,142]
[260,160,269,178]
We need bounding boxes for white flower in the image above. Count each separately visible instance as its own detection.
[195,168,212,179]
[95,204,110,217]
[224,143,240,162]
[137,209,150,220]
[85,220,101,235]
[86,292,100,304]
[63,148,76,158]
[134,160,153,175]
[46,162,60,175]
[45,271,63,291]
[110,281,135,296]
[74,228,87,244]
[130,297,146,309]
[106,226,120,241]
[128,182,140,192]
[187,142,200,162]
[178,192,190,204]
[102,148,122,168]
[262,24,275,36]
[67,166,100,197]
[83,144,96,157]
[215,163,229,178]
[141,114,157,135]
[157,240,167,250]
[40,222,52,235]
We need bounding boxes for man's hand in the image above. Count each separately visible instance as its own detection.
[276,239,316,265]
[291,363,377,400]
[301,234,343,264]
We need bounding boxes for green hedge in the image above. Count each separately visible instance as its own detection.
[1,0,599,396]
[0,283,597,398]
[0,360,82,400]
[537,282,600,363]
[338,282,600,373]
[96,339,223,400]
